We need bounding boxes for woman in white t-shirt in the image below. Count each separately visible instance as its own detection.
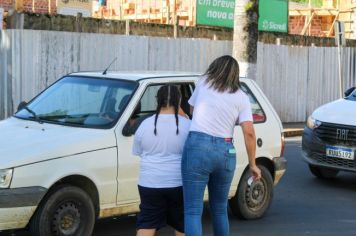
[132,85,191,236]
[181,55,262,236]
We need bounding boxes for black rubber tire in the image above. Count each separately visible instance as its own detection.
[30,185,95,236]
[229,165,273,220]
[309,165,339,179]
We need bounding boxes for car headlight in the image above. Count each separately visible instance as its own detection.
[306,116,321,130]
[0,169,13,188]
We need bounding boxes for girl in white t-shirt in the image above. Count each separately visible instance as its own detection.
[181,55,262,236]
[132,85,190,236]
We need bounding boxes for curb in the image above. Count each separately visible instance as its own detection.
[283,129,304,137]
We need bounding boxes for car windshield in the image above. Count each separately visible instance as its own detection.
[345,88,356,101]
[15,76,137,128]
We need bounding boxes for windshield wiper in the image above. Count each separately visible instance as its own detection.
[23,106,42,123]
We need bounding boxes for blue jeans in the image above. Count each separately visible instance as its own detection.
[181,131,236,236]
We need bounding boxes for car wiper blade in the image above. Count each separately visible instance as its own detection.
[37,116,60,122]
[24,106,37,118]
[23,106,42,123]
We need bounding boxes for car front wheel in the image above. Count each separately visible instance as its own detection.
[30,185,95,236]
[229,165,273,220]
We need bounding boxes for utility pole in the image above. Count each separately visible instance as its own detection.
[308,0,311,35]
[173,0,177,24]
[233,0,259,79]
[48,0,52,14]
[334,21,346,98]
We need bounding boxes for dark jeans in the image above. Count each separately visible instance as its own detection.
[182,131,236,236]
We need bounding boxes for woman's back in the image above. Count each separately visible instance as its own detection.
[189,77,252,138]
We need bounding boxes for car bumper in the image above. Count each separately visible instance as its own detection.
[0,187,47,231]
[273,156,287,186]
[302,126,356,172]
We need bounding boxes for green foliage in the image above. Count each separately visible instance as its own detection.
[289,0,323,7]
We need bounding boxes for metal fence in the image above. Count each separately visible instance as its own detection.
[256,43,356,122]
[0,30,232,119]
[1,30,356,122]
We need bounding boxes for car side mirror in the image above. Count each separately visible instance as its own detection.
[17,101,27,111]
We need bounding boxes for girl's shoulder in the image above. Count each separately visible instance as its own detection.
[179,115,191,122]
[141,114,155,125]
[136,115,154,130]
[179,116,191,127]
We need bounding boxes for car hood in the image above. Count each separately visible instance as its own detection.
[0,117,117,169]
[313,99,356,126]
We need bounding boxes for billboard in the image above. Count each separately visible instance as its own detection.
[196,0,235,28]
[258,0,288,33]
[196,0,288,31]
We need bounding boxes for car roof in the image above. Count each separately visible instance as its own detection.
[69,71,248,82]
[69,71,202,81]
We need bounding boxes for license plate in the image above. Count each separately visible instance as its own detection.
[326,146,355,160]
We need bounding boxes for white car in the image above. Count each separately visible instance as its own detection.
[302,87,356,178]
[0,71,286,235]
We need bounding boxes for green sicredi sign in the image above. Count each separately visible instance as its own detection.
[258,0,288,33]
[196,0,288,32]
[196,0,235,28]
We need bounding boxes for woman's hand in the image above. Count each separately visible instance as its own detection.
[249,165,262,180]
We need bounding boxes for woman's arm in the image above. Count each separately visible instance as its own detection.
[240,121,261,180]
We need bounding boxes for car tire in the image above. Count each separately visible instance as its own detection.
[30,185,95,236]
[309,165,339,179]
[229,165,273,220]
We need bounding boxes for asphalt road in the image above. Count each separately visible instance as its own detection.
[2,137,356,236]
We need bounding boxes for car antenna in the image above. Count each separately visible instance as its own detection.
[102,57,117,75]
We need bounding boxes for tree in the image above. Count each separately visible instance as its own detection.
[233,0,259,80]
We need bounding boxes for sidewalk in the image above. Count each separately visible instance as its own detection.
[283,122,304,137]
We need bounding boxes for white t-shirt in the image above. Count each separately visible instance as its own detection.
[189,76,253,138]
[132,114,191,188]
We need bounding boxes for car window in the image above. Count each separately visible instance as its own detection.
[113,87,135,112]
[15,76,137,128]
[139,83,195,115]
[43,82,108,115]
[241,83,266,124]
[140,85,162,113]
[122,82,194,137]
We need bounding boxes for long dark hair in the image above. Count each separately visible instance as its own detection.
[204,55,240,93]
[154,85,181,136]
